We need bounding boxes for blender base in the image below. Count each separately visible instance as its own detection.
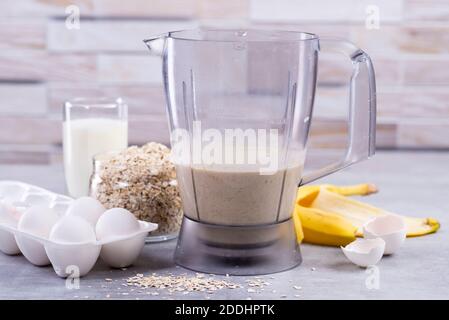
[174,217,302,276]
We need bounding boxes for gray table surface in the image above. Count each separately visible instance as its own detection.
[0,151,448,300]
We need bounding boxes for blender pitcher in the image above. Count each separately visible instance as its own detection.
[144,29,376,275]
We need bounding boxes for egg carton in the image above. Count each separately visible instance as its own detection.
[0,180,73,213]
[0,180,158,277]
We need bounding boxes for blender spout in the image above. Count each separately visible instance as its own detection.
[143,34,167,56]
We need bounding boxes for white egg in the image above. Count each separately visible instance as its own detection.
[15,205,59,266]
[46,215,100,278]
[0,202,21,255]
[96,208,145,268]
[65,197,106,227]
[363,214,406,255]
[96,208,140,237]
[341,238,385,268]
[50,215,96,243]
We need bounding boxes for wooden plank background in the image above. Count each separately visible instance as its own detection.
[0,0,448,164]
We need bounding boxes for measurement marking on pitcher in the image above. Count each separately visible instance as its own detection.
[190,168,201,221]
[189,70,201,221]
[276,170,288,222]
[276,73,294,222]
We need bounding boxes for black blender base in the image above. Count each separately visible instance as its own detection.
[174,217,302,276]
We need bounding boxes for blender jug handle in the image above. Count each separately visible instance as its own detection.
[300,39,376,185]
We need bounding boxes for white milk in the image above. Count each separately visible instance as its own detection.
[63,118,128,198]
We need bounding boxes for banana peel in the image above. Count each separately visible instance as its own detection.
[294,184,440,246]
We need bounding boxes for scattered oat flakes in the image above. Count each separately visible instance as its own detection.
[246,278,270,289]
[126,273,242,294]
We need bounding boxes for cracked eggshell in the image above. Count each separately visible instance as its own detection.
[96,208,145,268]
[0,203,21,255]
[15,205,59,266]
[65,197,106,227]
[341,238,385,268]
[363,214,406,255]
[46,215,100,278]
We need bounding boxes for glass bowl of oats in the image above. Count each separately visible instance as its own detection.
[89,143,183,242]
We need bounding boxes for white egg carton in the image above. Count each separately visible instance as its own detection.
[0,180,158,277]
[0,180,73,212]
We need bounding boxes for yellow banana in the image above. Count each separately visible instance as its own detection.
[292,206,304,243]
[294,184,440,246]
[294,203,357,246]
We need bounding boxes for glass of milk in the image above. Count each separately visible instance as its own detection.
[63,98,128,198]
